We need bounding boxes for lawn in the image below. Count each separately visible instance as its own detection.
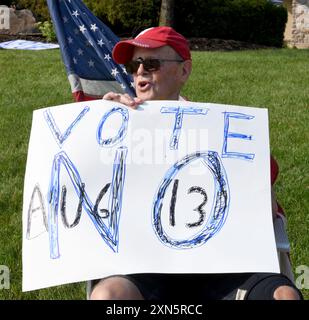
[0,48,308,299]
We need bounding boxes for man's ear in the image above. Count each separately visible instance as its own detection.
[181,60,192,83]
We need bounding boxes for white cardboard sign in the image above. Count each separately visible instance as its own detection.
[22,100,280,291]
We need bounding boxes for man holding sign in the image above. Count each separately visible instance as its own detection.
[89,26,302,300]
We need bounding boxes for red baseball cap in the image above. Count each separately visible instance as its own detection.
[112,26,191,64]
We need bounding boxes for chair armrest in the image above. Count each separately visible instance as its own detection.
[274,215,290,253]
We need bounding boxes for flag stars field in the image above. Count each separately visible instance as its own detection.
[72,10,79,18]
[79,25,86,33]
[46,0,135,100]
[104,54,111,61]
[111,68,119,77]
[97,39,104,47]
[91,24,98,32]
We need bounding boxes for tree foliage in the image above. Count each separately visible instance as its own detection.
[83,0,161,36]
[174,0,287,46]
[15,0,50,21]
[11,0,287,47]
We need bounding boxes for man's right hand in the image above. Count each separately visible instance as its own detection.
[102,92,143,109]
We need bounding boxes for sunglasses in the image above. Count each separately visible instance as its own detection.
[124,57,184,74]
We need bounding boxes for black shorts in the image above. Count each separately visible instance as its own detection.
[93,272,302,300]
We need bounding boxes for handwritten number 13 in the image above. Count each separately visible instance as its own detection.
[169,179,207,228]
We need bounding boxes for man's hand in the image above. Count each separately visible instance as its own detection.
[103,92,143,109]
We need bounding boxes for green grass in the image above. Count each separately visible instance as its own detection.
[0,48,308,299]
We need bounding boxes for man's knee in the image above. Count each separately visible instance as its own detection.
[246,274,303,300]
[90,276,144,300]
[273,285,301,300]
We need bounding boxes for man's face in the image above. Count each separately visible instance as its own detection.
[131,46,191,101]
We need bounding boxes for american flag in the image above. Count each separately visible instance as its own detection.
[47,0,135,102]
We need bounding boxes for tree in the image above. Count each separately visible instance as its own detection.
[159,0,175,27]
